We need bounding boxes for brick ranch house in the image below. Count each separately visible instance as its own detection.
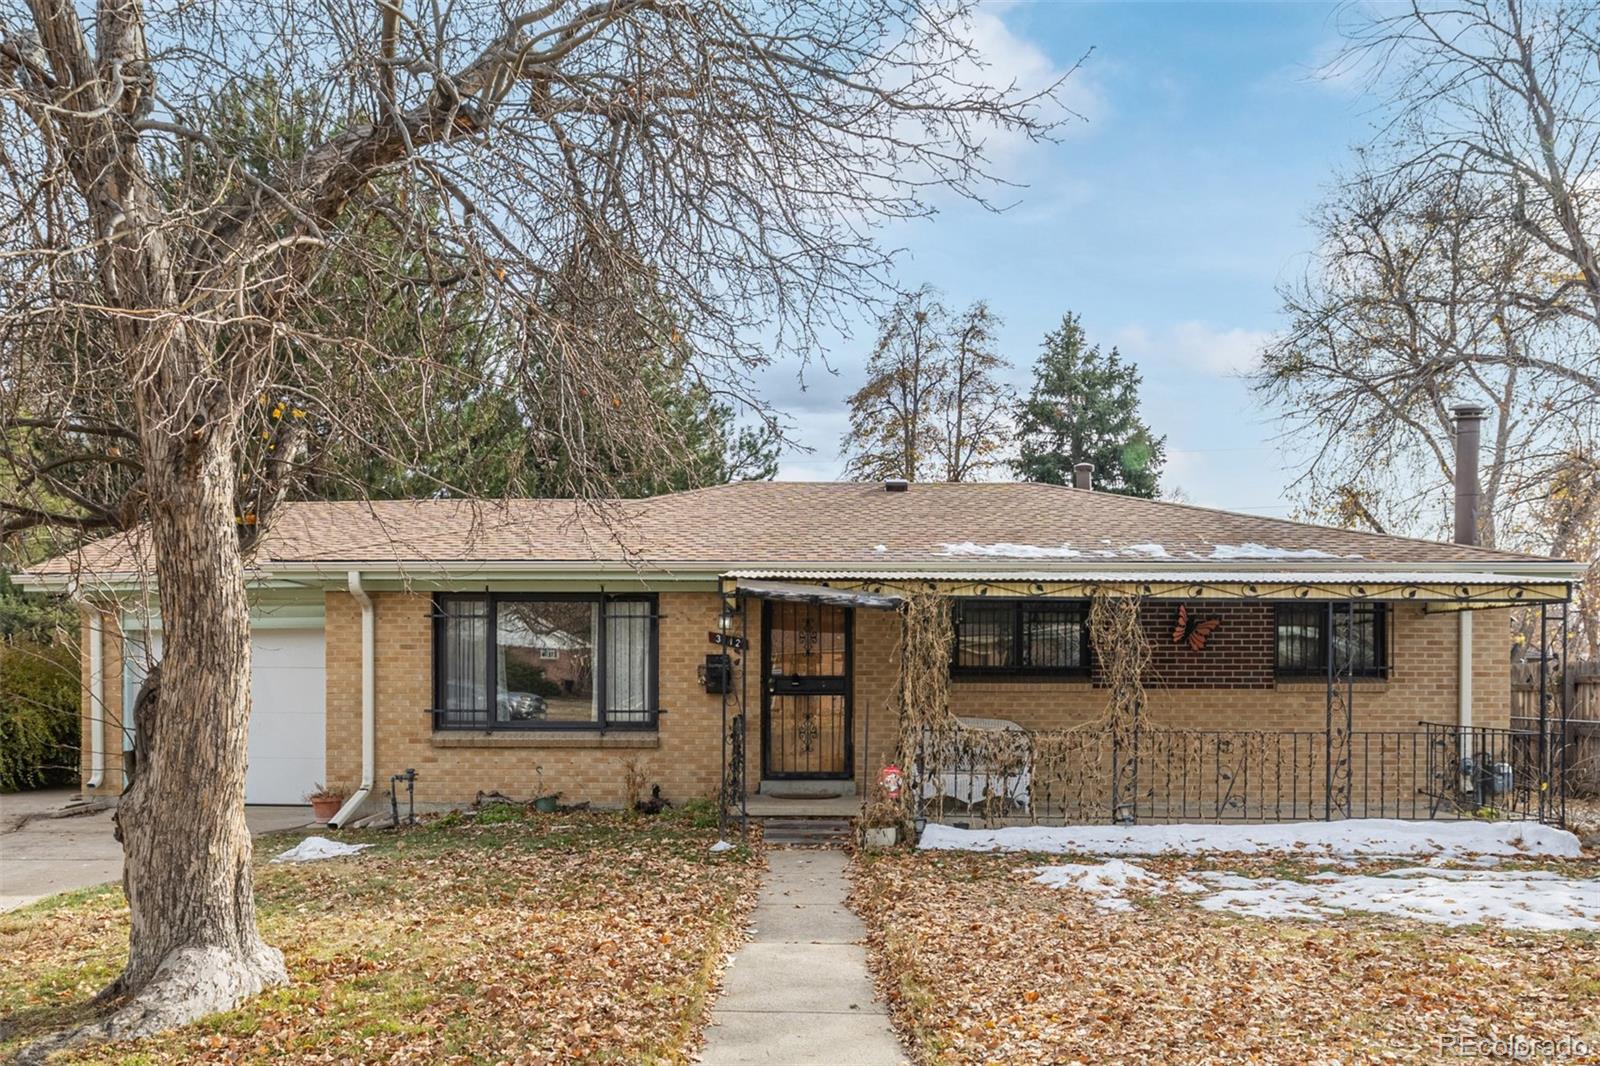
[22,466,1582,827]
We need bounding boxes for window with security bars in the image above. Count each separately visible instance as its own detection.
[433,593,658,729]
[1274,602,1388,678]
[952,599,1090,676]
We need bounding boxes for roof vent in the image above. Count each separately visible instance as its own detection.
[1073,462,1094,491]
[884,478,910,493]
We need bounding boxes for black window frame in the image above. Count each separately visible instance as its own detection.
[1273,602,1390,679]
[431,591,660,731]
[950,597,1091,678]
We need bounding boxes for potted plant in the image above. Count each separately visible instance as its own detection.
[307,784,345,823]
[532,765,560,813]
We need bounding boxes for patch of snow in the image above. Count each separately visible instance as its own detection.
[709,839,735,854]
[872,544,888,553]
[1197,868,1600,931]
[272,836,373,863]
[918,819,1581,859]
[938,541,1083,558]
[1031,860,1166,910]
[1207,542,1344,560]
[1121,543,1171,558]
[1029,858,1600,930]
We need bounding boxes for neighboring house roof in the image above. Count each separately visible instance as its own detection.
[23,481,1575,584]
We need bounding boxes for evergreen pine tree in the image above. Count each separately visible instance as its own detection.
[1012,313,1165,497]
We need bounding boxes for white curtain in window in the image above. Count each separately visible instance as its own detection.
[605,600,650,716]
[445,600,488,712]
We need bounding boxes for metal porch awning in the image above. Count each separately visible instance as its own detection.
[721,578,903,610]
[720,569,1571,607]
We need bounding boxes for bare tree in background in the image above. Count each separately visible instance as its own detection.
[1260,0,1600,650]
[842,287,1014,482]
[0,0,1072,1048]
[842,286,951,482]
[938,300,1011,481]
[1257,169,1589,545]
[1340,0,1600,394]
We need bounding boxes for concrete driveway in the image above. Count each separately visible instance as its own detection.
[0,789,311,912]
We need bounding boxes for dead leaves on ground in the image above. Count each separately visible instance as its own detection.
[850,850,1600,1065]
[0,812,762,1064]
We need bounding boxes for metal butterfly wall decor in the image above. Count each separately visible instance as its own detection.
[1172,604,1221,652]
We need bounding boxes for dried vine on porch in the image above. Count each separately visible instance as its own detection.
[880,589,1166,829]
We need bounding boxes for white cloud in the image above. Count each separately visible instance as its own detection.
[896,5,1101,191]
[1116,321,1277,377]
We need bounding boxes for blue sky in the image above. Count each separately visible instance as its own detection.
[768,1,1376,516]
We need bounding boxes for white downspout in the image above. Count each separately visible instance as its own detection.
[329,571,375,827]
[85,606,106,790]
[1458,611,1473,734]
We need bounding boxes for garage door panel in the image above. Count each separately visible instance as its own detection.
[246,628,326,805]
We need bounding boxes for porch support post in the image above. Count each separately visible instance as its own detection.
[1539,603,1550,824]
[738,590,749,835]
[718,591,731,838]
[1324,601,1353,819]
[1560,595,1571,827]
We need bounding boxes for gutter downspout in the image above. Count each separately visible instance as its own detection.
[1452,404,1485,742]
[85,605,105,790]
[329,571,375,827]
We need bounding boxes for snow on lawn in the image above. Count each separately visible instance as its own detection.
[272,836,373,863]
[1031,860,1201,910]
[919,819,1582,859]
[1197,868,1600,930]
[1030,860,1600,931]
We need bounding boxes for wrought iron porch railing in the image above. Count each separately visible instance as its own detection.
[912,720,1572,828]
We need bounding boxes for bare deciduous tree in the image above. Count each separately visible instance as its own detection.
[1342,0,1600,393]
[842,286,952,482]
[1257,169,1589,546]
[938,300,1011,482]
[0,0,1071,1049]
[842,287,1013,482]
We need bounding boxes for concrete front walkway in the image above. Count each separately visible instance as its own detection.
[0,789,312,911]
[699,849,905,1065]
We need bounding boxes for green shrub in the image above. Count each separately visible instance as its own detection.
[0,639,80,792]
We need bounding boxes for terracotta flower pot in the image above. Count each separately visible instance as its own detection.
[310,795,344,822]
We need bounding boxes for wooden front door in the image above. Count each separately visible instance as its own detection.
[762,600,853,780]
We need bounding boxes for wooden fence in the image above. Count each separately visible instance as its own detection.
[1512,660,1600,795]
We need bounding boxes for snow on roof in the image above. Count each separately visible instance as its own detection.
[940,541,1353,561]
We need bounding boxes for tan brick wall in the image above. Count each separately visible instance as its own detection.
[80,594,1515,806]
[324,589,735,809]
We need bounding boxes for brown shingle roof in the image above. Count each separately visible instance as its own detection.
[27,481,1563,579]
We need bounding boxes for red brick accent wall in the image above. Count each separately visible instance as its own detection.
[1111,603,1274,690]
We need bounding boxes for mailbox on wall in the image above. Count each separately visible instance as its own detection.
[699,653,733,694]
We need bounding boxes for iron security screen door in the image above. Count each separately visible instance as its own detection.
[762,600,852,779]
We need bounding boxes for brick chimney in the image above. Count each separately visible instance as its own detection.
[1073,462,1094,491]
[1452,405,1485,546]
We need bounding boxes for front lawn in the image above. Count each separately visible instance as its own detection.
[0,807,760,1064]
[853,848,1600,1064]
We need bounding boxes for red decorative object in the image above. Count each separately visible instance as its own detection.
[877,764,904,798]
[1172,604,1222,652]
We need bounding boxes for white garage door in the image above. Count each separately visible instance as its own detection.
[121,624,326,805]
[247,628,326,805]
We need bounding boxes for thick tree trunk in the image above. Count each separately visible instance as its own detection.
[24,425,286,1061]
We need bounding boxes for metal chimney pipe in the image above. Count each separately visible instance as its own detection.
[1073,462,1094,491]
[1452,405,1486,546]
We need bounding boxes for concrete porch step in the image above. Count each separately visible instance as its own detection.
[758,817,855,846]
[758,779,857,799]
